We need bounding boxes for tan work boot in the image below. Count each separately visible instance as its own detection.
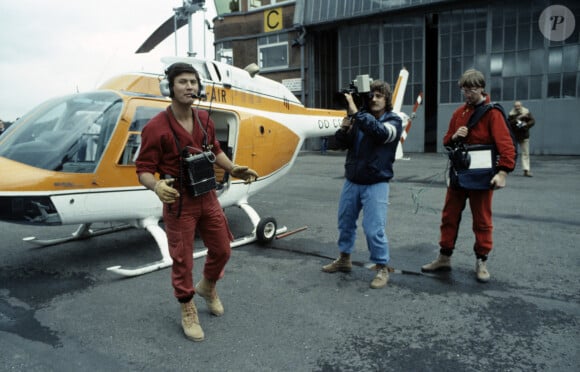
[475,258,490,283]
[196,278,224,316]
[321,254,352,273]
[180,300,204,342]
[421,254,451,272]
[370,265,389,289]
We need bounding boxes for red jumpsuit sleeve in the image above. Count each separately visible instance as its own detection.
[135,117,162,176]
[443,107,466,146]
[443,117,457,146]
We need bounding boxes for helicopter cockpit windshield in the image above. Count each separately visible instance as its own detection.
[0,91,123,173]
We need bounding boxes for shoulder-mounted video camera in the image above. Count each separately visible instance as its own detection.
[334,74,374,110]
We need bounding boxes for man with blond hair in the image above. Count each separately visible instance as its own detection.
[422,69,516,283]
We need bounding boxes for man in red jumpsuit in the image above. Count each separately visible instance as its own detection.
[421,69,516,283]
[136,62,258,341]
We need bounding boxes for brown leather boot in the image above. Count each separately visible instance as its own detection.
[180,300,204,342]
[196,277,224,316]
[321,253,352,273]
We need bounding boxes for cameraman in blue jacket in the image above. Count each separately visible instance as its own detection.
[322,80,403,289]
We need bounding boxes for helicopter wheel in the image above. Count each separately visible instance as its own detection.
[256,217,277,244]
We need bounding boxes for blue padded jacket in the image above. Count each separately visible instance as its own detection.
[334,110,402,185]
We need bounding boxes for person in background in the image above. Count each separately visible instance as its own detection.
[321,80,402,289]
[508,101,535,177]
[135,62,258,342]
[320,136,328,154]
[421,69,516,283]
[0,119,5,136]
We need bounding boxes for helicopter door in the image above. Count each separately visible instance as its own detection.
[208,110,237,190]
[117,104,165,166]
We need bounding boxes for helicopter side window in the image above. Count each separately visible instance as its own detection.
[119,106,163,165]
[190,61,211,82]
[119,133,141,165]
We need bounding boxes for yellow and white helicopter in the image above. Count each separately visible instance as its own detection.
[0,1,418,277]
[0,57,414,277]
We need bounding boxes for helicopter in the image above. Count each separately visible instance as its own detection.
[0,57,414,277]
[0,1,417,277]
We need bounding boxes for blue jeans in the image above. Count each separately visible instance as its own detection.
[337,180,390,265]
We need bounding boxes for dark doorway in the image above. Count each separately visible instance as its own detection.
[312,29,338,109]
[424,14,439,152]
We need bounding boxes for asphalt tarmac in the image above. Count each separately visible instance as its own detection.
[1,152,579,371]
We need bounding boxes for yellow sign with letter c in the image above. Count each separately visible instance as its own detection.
[264,8,282,32]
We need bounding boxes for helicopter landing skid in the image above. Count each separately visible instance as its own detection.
[106,203,288,277]
[23,223,133,247]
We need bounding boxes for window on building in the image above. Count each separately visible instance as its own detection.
[441,4,579,102]
[439,8,487,103]
[230,0,240,12]
[215,0,293,15]
[248,0,292,10]
[339,24,379,83]
[382,17,424,106]
[547,44,580,98]
[216,42,233,65]
[338,16,424,107]
[249,0,264,8]
[258,33,288,70]
[214,0,240,15]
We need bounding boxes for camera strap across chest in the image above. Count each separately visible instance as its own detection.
[164,109,211,217]
[466,103,489,131]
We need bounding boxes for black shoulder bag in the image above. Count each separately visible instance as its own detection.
[447,104,497,190]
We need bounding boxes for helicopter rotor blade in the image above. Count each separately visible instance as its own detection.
[135,14,188,54]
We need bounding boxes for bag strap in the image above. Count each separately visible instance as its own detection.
[192,109,209,150]
[467,103,491,129]
[449,103,490,150]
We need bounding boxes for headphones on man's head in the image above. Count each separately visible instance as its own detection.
[160,62,204,98]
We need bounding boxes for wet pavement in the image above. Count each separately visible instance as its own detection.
[1,152,579,371]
